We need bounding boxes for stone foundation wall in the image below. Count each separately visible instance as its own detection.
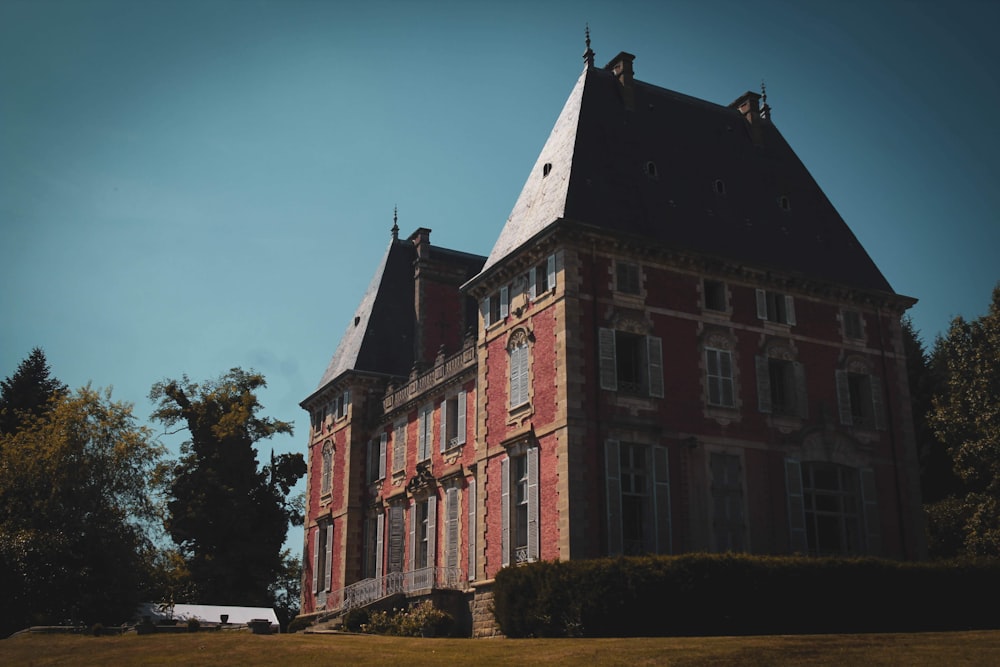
[471,584,503,638]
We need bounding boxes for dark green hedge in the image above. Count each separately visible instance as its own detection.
[492,554,1000,637]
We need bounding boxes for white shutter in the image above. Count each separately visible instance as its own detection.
[784,295,796,325]
[756,289,768,320]
[468,475,476,580]
[784,459,808,554]
[375,513,384,579]
[647,335,664,398]
[527,446,539,562]
[389,505,404,573]
[418,407,428,460]
[312,526,321,594]
[528,267,537,300]
[446,487,459,569]
[325,523,334,592]
[547,254,556,291]
[379,432,387,479]
[870,374,886,430]
[439,399,447,453]
[836,370,853,425]
[605,439,622,556]
[756,355,772,413]
[500,286,509,319]
[409,502,416,572]
[501,457,510,567]
[793,361,808,418]
[427,494,437,569]
[509,347,521,408]
[457,391,467,446]
[599,328,618,391]
[860,468,881,555]
[482,296,491,328]
[653,445,671,554]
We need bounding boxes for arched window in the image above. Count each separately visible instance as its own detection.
[320,441,333,496]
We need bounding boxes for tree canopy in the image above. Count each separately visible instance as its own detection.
[150,368,305,608]
[0,385,164,636]
[926,283,1000,557]
[0,347,67,435]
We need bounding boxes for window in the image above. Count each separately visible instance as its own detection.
[527,254,556,300]
[605,440,671,556]
[363,513,384,580]
[705,348,735,407]
[417,404,433,461]
[704,279,727,312]
[501,446,538,566]
[409,495,436,572]
[616,261,641,295]
[334,390,350,420]
[312,521,333,595]
[714,179,726,195]
[843,310,864,340]
[393,420,406,473]
[645,161,658,179]
[785,460,880,556]
[508,332,530,408]
[756,289,796,325]
[836,369,884,429]
[320,441,333,496]
[599,328,664,398]
[440,391,467,451]
[387,504,405,574]
[313,405,327,434]
[542,162,552,177]
[366,433,386,483]
[756,353,807,417]
[482,285,510,328]
[710,452,745,552]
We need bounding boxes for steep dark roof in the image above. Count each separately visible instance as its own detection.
[480,57,894,294]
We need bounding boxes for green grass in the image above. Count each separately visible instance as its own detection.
[3,630,1000,666]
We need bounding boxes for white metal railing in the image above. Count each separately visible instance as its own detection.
[325,567,467,612]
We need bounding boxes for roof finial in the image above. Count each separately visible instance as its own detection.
[760,79,771,119]
[583,23,595,69]
[391,205,399,241]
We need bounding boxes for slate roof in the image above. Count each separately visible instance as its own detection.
[479,54,895,294]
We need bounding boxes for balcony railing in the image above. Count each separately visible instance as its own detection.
[324,567,467,613]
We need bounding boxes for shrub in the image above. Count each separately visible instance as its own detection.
[286,616,313,634]
[90,623,104,637]
[186,618,200,632]
[360,601,453,637]
[341,608,369,632]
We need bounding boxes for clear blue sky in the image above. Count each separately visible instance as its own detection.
[2,0,998,558]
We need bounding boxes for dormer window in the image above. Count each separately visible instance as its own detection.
[714,179,726,195]
[778,195,791,211]
[644,161,658,179]
[542,163,552,177]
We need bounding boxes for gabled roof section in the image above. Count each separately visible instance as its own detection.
[478,53,895,294]
[315,239,416,390]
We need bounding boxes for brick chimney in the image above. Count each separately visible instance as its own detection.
[729,91,766,145]
[605,52,636,110]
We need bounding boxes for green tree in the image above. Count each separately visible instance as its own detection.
[927,283,1000,557]
[0,347,67,435]
[0,386,165,636]
[150,369,305,608]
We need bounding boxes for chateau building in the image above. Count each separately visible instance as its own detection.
[300,43,925,634]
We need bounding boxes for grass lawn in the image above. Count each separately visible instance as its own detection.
[3,630,1000,666]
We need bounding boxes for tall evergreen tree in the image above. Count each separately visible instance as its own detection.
[0,347,67,435]
[150,369,305,607]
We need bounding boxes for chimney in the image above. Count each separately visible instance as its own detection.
[729,91,766,145]
[409,227,432,259]
[605,52,636,110]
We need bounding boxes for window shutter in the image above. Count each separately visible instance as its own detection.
[756,289,768,320]
[647,335,664,398]
[409,502,416,572]
[599,328,618,391]
[389,505,404,573]
[500,286,509,319]
[518,346,529,405]
[482,296,491,328]
[394,423,405,473]
[379,432,387,479]
[547,254,556,291]
[793,361,808,418]
[870,374,886,430]
[509,347,522,408]
[605,439,622,556]
[784,459,808,554]
[426,494,437,570]
[756,355,772,413]
[528,267,537,300]
[860,468,882,555]
[439,399,447,453]
[653,445,672,554]
[457,391,467,445]
[312,527,321,594]
[501,457,511,567]
[835,370,853,425]
[418,408,428,460]
[375,513,384,579]
[720,351,734,406]
[527,446,539,562]
[343,391,350,418]
[446,487,459,569]
[325,523,334,592]
[784,295,796,325]
[468,475,476,580]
